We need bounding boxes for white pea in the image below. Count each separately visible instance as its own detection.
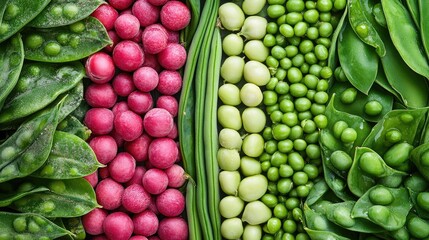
[242,200,272,225]
[242,224,262,240]
[243,40,269,62]
[242,107,266,133]
[217,148,241,171]
[218,83,241,106]
[240,156,262,176]
[219,196,245,218]
[244,60,271,86]
[218,105,242,130]
[219,3,245,31]
[221,56,245,84]
[222,33,244,56]
[242,133,264,157]
[240,16,267,40]
[240,83,263,107]
[219,170,241,196]
[221,218,244,239]
[219,128,243,149]
[238,174,268,202]
[242,0,266,15]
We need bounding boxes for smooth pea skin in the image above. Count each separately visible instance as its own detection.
[242,107,266,133]
[240,83,263,107]
[333,206,355,228]
[221,218,244,240]
[219,128,243,149]
[218,83,241,106]
[368,205,391,226]
[369,186,394,205]
[219,3,245,31]
[218,105,242,130]
[221,56,245,84]
[219,170,241,195]
[219,196,245,218]
[240,16,267,40]
[242,133,265,157]
[383,142,413,167]
[217,148,241,171]
[241,156,262,176]
[242,200,272,225]
[244,40,269,62]
[222,33,244,56]
[417,192,429,212]
[407,216,429,239]
[244,60,271,86]
[242,224,262,240]
[330,150,353,171]
[238,174,268,202]
[359,152,385,177]
[242,0,266,15]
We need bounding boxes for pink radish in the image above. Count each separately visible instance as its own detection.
[133,66,159,92]
[91,4,119,31]
[142,24,168,54]
[127,91,154,114]
[112,72,135,97]
[85,83,117,108]
[114,13,140,39]
[165,164,186,188]
[95,178,124,210]
[108,152,136,183]
[124,133,152,162]
[84,108,114,135]
[158,217,188,240]
[114,110,143,141]
[157,70,182,95]
[148,138,178,169]
[132,0,160,27]
[143,108,174,138]
[142,168,169,195]
[89,135,118,164]
[82,208,108,235]
[156,95,178,117]
[85,52,116,84]
[122,184,152,213]
[113,40,145,72]
[157,43,186,70]
[160,1,191,31]
[103,212,134,240]
[133,210,159,236]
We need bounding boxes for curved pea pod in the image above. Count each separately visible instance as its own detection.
[51,80,84,122]
[351,185,413,231]
[22,17,112,62]
[328,6,348,86]
[0,33,24,110]
[347,147,407,197]
[28,0,105,28]
[31,131,102,179]
[419,0,429,59]
[348,0,386,57]
[0,61,84,126]
[0,101,61,183]
[0,1,8,26]
[305,179,331,207]
[338,20,378,94]
[0,0,51,43]
[406,0,420,28]
[322,162,355,202]
[70,100,90,122]
[373,65,401,102]
[0,211,73,239]
[12,178,100,218]
[57,217,86,240]
[381,0,429,79]
[57,115,91,140]
[0,184,49,207]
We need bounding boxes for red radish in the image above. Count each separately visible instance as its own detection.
[133,66,159,92]
[127,91,154,114]
[165,164,186,188]
[160,1,191,31]
[142,24,168,54]
[157,70,182,95]
[124,133,152,162]
[99,167,110,179]
[112,101,130,115]
[112,72,135,97]
[142,168,169,195]
[132,0,160,27]
[114,110,143,141]
[91,4,119,31]
[158,217,188,240]
[114,14,141,39]
[108,152,136,183]
[156,188,185,217]
[82,208,108,235]
[104,30,120,53]
[142,53,162,72]
[84,108,114,135]
[157,43,187,70]
[110,128,126,147]
[85,83,117,108]
[96,178,124,210]
[148,138,178,169]
[167,30,180,43]
[122,184,152,213]
[84,170,99,188]
[156,95,178,117]
[133,210,159,236]
[125,166,146,186]
[89,135,118,164]
[113,40,145,72]
[143,108,174,138]
[108,0,134,10]
[148,196,159,215]
[147,0,168,6]
[103,212,134,240]
[86,52,116,84]
[166,123,178,139]
[130,236,149,240]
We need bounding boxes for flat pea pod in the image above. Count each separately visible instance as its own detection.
[28,0,105,28]
[348,0,386,57]
[12,177,99,218]
[57,115,91,141]
[419,0,429,59]
[31,131,103,179]
[0,33,24,110]
[50,80,84,122]
[381,0,429,79]
[327,5,347,86]
[0,61,84,126]
[0,184,49,207]
[405,0,420,28]
[351,185,413,231]
[22,17,111,62]
[305,180,331,207]
[0,211,73,239]
[0,0,51,43]
[0,101,61,183]
[338,20,378,94]
[372,65,401,102]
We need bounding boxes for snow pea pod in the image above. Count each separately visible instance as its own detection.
[338,20,378,94]
[12,177,99,218]
[49,80,84,122]
[28,0,105,28]
[0,211,72,239]
[381,0,429,79]
[0,183,48,207]
[0,61,84,126]
[405,0,420,29]
[348,0,385,57]
[0,101,61,183]
[57,115,91,141]
[22,17,111,62]
[31,131,102,179]
[0,0,51,43]
[0,33,24,110]
[419,0,429,59]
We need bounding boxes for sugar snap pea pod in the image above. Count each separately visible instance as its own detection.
[0,100,61,183]
[28,0,105,28]
[70,100,90,122]
[338,20,378,94]
[0,185,49,207]
[348,0,386,57]
[0,61,84,126]
[22,17,111,63]
[328,6,348,86]
[405,0,420,29]
[0,0,51,43]
[57,115,91,140]
[381,0,429,79]
[419,0,429,59]
[0,33,24,110]
[12,177,100,218]
[31,131,102,179]
[0,211,73,239]
[351,185,413,231]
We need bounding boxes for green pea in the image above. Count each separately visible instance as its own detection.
[273,203,288,219]
[288,152,305,171]
[332,120,348,138]
[355,24,369,38]
[266,77,279,90]
[316,0,333,12]
[69,21,85,33]
[262,193,279,208]
[306,0,317,9]
[294,22,308,37]
[279,164,294,178]
[340,127,357,143]
[400,113,414,123]
[277,178,293,194]
[421,150,429,167]
[292,171,308,185]
[282,219,297,234]
[368,205,391,226]
[267,217,282,234]
[264,35,277,48]
[272,124,291,140]
[305,143,320,159]
[320,66,333,79]
[359,152,385,177]
[13,217,27,232]
[295,98,312,112]
[275,68,287,81]
[287,67,303,83]
[384,129,402,144]
[303,164,319,179]
[63,3,79,18]
[266,104,280,115]
[296,185,310,197]
[292,54,305,67]
[290,83,308,97]
[333,0,347,10]
[271,151,287,167]
[369,186,394,205]
[316,37,331,48]
[330,150,353,171]
[333,206,355,228]
[266,57,279,70]
[286,0,305,12]
[318,22,333,38]
[282,112,299,127]
[306,27,319,40]
[41,201,56,213]
[267,5,286,18]
[25,34,44,49]
[317,79,329,91]
[314,91,329,104]
[218,83,241,106]
[223,33,244,56]
[267,22,279,34]
[264,90,279,106]
[28,219,41,233]
[275,81,289,95]
[364,100,383,116]
[383,142,413,167]
[416,192,429,212]
[276,34,287,47]
[261,161,272,172]
[407,216,429,239]
[298,111,313,121]
[271,110,283,123]
[289,125,303,140]
[279,99,294,113]
[278,139,294,153]
[271,45,287,59]
[44,42,61,56]
[314,44,328,60]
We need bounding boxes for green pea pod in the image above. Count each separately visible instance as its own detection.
[371,3,387,28]
[381,0,429,79]
[58,217,86,240]
[31,131,102,179]
[0,185,49,207]
[0,101,61,183]
[351,185,413,231]
[322,162,355,202]
[0,33,24,110]
[348,0,386,57]
[12,178,100,218]
[419,0,429,60]
[411,142,429,182]
[305,179,331,207]
[22,17,111,62]
[57,115,91,140]
[347,147,407,197]
[53,80,84,122]
[28,0,105,28]
[373,65,401,102]
[406,0,420,29]
[338,20,378,94]
[0,61,84,126]
[0,211,73,239]
[0,1,8,26]
[328,6,348,87]
[70,100,90,122]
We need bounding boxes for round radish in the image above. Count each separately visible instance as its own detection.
[103,212,134,240]
[124,133,152,162]
[167,30,180,43]
[89,135,118,164]
[114,110,143,141]
[158,217,188,240]
[114,13,141,39]
[108,152,136,183]
[165,164,186,188]
[84,108,114,135]
[86,52,116,84]
[147,0,168,6]
[84,170,99,188]
[82,208,108,235]
[160,1,191,31]
[125,166,146,186]
[127,91,154,114]
[156,188,185,217]
[113,40,145,72]
[108,0,134,10]
[143,108,174,138]
[142,24,168,54]
[148,138,178,169]
[112,72,135,97]
[104,30,120,52]
[130,236,149,240]
[156,95,178,117]
[96,178,124,210]
[142,168,169,195]
[157,70,182,95]
[133,210,159,236]
[157,43,186,70]
[133,66,159,92]
[112,101,130,115]
[99,167,110,179]
[142,53,162,72]
[132,0,160,27]
[166,123,178,139]
[148,196,159,215]
[91,4,119,31]
[122,184,151,213]
[85,83,117,108]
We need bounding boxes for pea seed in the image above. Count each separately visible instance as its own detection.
[356,24,369,38]
[295,98,312,112]
[63,3,79,18]
[288,152,305,170]
[292,171,308,185]
[0,233,11,240]
[385,128,402,144]
[32,216,46,226]
[408,216,429,239]
[359,152,385,177]
[277,178,293,194]
[49,180,66,194]
[303,9,319,24]
[4,3,19,20]
[421,150,429,167]
[74,204,86,215]
[317,0,333,12]
[1,164,17,177]
[340,88,358,104]
[218,83,241,106]
[219,171,241,195]
[0,23,10,35]
[25,34,44,49]
[272,124,291,140]
[383,142,413,167]
[50,5,63,17]
[44,42,61,56]
[13,217,27,233]
[240,83,263,107]
[17,182,34,193]
[364,100,383,116]
[333,206,355,228]
[217,148,241,171]
[313,215,328,230]
[368,205,391,226]
[400,113,414,123]
[244,40,269,62]
[417,192,429,212]
[271,151,287,167]
[296,185,310,197]
[69,167,79,176]
[69,35,80,48]
[29,65,41,76]
[330,150,352,171]
[332,120,348,139]
[278,139,294,153]
[219,128,243,149]
[40,165,55,176]
[1,146,17,160]
[240,156,262,176]
[219,196,244,218]
[244,60,271,86]
[303,164,319,179]
[369,186,394,205]
[286,12,303,25]
[28,220,40,233]
[340,127,357,143]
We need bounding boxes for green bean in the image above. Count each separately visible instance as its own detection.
[183,0,201,48]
